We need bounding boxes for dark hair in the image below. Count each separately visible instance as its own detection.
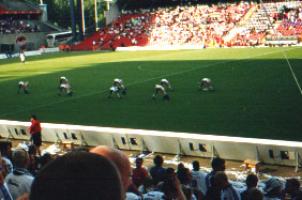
[192,160,200,171]
[153,155,164,166]
[30,152,122,200]
[31,114,37,120]
[211,157,225,171]
[135,157,143,163]
[246,174,258,188]
[247,188,263,200]
[286,178,300,190]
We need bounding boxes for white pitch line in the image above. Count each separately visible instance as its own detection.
[0,47,300,117]
[282,52,302,96]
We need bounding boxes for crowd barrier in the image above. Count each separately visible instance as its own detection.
[0,120,302,169]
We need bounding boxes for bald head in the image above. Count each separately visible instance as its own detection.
[90,146,131,192]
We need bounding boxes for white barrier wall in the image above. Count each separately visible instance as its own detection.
[0,120,301,167]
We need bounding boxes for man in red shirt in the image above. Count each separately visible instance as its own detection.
[29,114,42,155]
[132,157,149,188]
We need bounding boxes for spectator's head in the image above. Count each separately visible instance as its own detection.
[177,167,192,185]
[135,157,143,168]
[30,151,122,200]
[211,157,225,171]
[285,178,300,196]
[213,171,229,189]
[162,171,181,199]
[247,188,263,200]
[246,173,258,188]
[30,114,37,120]
[38,153,53,168]
[165,167,175,179]
[12,149,29,169]
[177,162,185,171]
[264,177,284,197]
[192,160,200,171]
[153,155,164,167]
[90,146,131,194]
[0,140,12,158]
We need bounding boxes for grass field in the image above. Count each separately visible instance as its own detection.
[0,47,302,141]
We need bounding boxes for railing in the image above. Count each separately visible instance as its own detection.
[1,119,302,169]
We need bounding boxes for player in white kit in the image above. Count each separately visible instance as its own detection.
[152,84,170,101]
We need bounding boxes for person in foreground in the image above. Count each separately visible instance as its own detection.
[29,151,122,200]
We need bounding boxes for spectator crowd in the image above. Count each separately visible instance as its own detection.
[0,18,40,34]
[0,142,302,200]
[85,1,302,51]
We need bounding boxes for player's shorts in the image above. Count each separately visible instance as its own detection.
[31,132,42,147]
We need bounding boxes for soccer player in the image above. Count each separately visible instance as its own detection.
[160,78,172,90]
[113,78,127,95]
[17,81,30,94]
[108,78,127,98]
[152,84,170,101]
[200,78,214,91]
[58,76,73,96]
[108,85,121,99]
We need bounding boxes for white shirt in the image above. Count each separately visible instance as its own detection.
[191,170,207,195]
[5,169,34,200]
[143,191,164,200]
[155,84,165,92]
[110,86,118,92]
[126,192,142,200]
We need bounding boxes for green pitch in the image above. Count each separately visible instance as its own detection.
[0,47,301,141]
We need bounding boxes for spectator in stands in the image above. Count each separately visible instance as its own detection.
[160,168,186,200]
[27,145,38,176]
[191,160,207,197]
[0,141,13,174]
[90,146,141,200]
[205,157,225,192]
[263,177,284,200]
[282,178,302,200]
[30,151,122,200]
[0,153,13,200]
[213,171,241,200]
[149,155,166,185]
[247,188,263,200]
[241,174,258,200]
[132,157,148,188]
[5,149,33,200]
[140,177,165,199]
[29,114,42,156]
[177,166,197,200]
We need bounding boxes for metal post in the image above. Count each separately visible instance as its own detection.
[295,152,300,172]
[81,0,86,35]
[94,0,99,31]
[69,0,77,41]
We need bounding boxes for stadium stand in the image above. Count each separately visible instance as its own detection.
[0,0,62,53]
[70,1,302,51]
